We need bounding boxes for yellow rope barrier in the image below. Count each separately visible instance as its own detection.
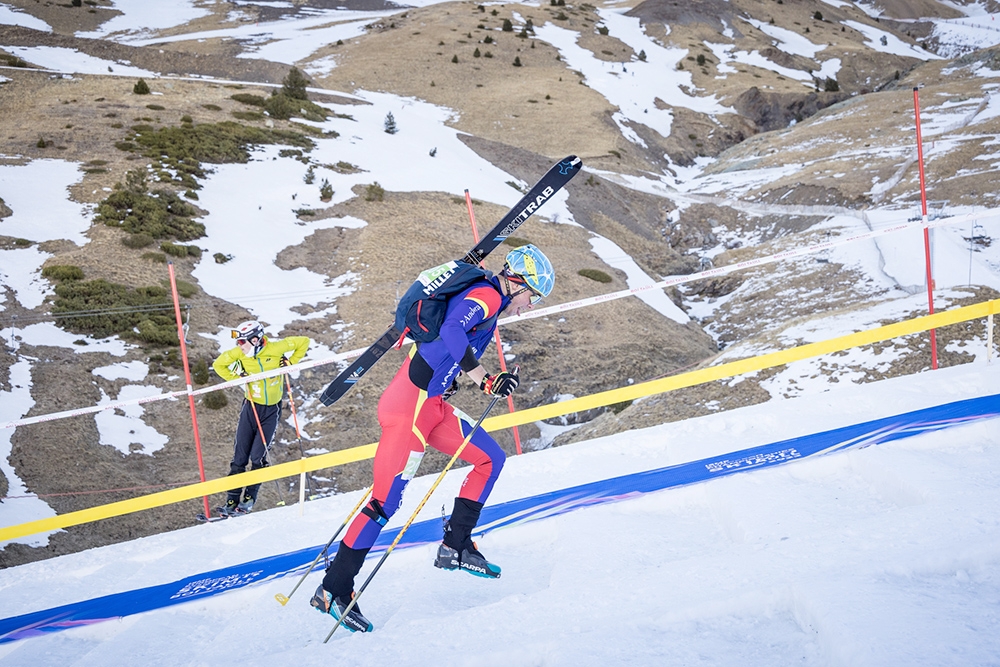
[2,299,996,543]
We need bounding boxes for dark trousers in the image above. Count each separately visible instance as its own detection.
[227,399,281,503]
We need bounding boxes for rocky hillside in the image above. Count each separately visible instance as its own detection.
[1,0,997,566]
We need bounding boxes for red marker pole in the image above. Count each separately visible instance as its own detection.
[167,262,211,515]
[465,189,524,455]
[913,87,938,369]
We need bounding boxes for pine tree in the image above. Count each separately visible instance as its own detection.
[281,67,310,101]
[384,112,398,134]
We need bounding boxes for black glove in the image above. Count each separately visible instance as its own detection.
[279,356,291,368]
[480,368,519,397]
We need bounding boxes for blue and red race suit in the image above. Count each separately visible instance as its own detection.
[341,277,511,551]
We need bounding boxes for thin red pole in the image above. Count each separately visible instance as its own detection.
[465,189,524,455]
[912,87,939,369]
[167,262,211,515]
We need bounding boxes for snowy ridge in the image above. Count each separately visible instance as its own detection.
[0,362,998,664]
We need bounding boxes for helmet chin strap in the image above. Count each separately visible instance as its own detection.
[500,270,515,298]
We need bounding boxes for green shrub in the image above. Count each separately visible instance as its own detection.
[214,252,233,264]
[503,235,531,247]
[171,279,198,297]
[232,110,265,121]
[203,390,228,409]
[97,188,204,241]
[201,103,222,111]
[133,79,151,95]
[160,242,201,258]
[42,265,84,281]
[320,179,334,201]
[513,56,523,67]
[122,232,155,248]
[365,182,385,202]
[142,252,167,263]
[146,104,165,111]
[149,348,182,372]
[52,279,179,344]
[192,359,209,385]
[824,77,840,92]
[129,121,313,168]
[502,18,513,31]
[180,114,193,123]
[264,93,328,122]
[231,93,267,107]
[578,268,612,283]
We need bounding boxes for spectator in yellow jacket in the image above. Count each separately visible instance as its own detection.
[212,320,310,516]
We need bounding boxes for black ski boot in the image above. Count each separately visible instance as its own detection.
[313,543,374,631]
[309,586,373,633]
[433,497,501,578]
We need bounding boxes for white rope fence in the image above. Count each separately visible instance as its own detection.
[4,206,999,431]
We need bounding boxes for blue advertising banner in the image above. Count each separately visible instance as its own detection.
[2,392,997,643]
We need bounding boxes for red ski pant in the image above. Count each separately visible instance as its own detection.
[342,360,505,551]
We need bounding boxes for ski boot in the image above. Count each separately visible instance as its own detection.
[217,498,240,517]
[235,494,255,514]
[434,542,501,579]
[309,585,373,633]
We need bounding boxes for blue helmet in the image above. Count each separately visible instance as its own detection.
[504,244,554,299]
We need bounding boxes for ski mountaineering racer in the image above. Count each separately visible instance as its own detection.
[310,244,556,633]
[212,321,310,516]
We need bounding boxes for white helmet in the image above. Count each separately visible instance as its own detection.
[232,320,265,355]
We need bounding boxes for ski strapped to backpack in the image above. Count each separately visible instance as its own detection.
[319,155,582,407]
[394,261,493,345]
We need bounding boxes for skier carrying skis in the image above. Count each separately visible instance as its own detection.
[212,321,310,516]
[311,244,555,632]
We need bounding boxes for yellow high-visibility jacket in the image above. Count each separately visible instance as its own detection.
[212,336,310,405]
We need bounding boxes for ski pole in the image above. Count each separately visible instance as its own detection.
[274,485,372,606]
[248,398,285,506]
[323,395,502,643]
[284,374,314,507]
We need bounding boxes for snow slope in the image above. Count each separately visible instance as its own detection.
[0,361,998,666]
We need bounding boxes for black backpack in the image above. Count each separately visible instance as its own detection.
[394,260,494,343]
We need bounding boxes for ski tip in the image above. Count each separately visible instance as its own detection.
[557,156,582,176]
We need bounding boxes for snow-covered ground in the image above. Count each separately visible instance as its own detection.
[0,5,999,661]
[0,361,997,665]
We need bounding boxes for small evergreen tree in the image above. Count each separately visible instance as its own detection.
[319,179,333,201]
[502,18,514,32]
[384,111,398,134]
[513,56,522,67]
[133,78,150,95]
[281,66,310,100]
[638,50,647,61]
